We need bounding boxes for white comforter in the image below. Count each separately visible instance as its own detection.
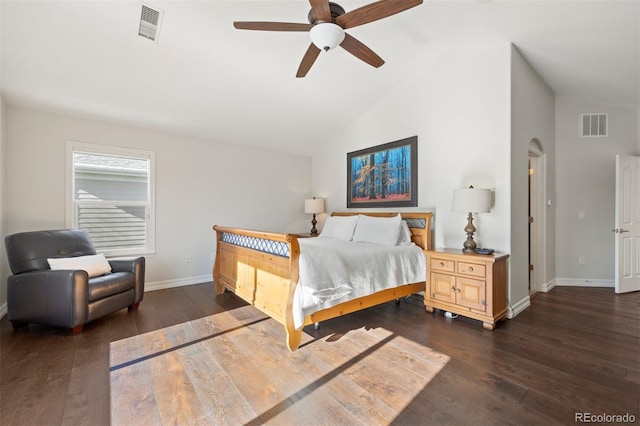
[292,238,426,329]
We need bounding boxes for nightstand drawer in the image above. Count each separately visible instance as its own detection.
[457,261,486,278]
[430,258,455,272]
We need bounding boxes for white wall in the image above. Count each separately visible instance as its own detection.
[555,97,639,285]
[0,0,6,315]
[312,41,517,297]
[510,46,556,307]
[0,97,5,315]
[3,105,312,289]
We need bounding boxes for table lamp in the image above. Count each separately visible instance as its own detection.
[304,197,324,235]
[452,186,491,252]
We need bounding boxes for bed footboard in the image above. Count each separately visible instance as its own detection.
[212,225,302,350]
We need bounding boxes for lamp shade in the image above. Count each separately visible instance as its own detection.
[309,23,345,51]
[452,187,491,213]
[304,198,324,214]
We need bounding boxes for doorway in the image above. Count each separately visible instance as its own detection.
[528,139,546,294]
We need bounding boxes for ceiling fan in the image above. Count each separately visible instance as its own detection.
[233,0,424,78]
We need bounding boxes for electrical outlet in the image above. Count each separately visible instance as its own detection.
[210,252,215,261]
[578,256,585,265]
[186,255,192,263]
[578,211,586,220]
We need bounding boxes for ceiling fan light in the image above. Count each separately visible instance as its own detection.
[309,23,345,51]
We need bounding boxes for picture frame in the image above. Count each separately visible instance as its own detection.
[347,136,417,208]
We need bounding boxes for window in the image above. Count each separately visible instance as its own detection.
[66,142,155,257]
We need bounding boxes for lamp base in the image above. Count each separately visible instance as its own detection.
[462,238,477,252]
[310,214,318,235]
[462,212,477,252]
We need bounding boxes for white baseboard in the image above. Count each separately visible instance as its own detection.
[0,303,6,319]
[555,278,614,288]
[144,275,211,292]
[541,278,556,292]
[507,295,531,319]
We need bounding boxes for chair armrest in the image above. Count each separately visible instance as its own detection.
[109,257,144,274]
[7,270,89,328]
[109,257,145,303]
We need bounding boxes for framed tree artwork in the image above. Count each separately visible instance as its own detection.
[347,136,417,208]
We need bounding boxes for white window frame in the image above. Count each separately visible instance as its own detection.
[66,141,156,257]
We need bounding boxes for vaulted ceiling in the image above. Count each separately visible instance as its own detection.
[2,1,638,154]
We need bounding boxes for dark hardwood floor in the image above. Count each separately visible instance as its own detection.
[1,284,638,425]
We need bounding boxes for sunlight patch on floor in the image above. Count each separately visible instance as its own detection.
[110,307,450,425]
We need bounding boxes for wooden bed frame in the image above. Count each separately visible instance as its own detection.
[212,211,433,351]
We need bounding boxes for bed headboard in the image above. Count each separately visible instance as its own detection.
[331,212,433,251]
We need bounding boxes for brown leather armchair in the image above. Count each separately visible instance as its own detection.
[4,229,145,334]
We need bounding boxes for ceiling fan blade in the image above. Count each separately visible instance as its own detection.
[340,33,385,68]
[309,0,331,23]
[335,0,423,29]
[233,21,313,31]
[296,43,322,78]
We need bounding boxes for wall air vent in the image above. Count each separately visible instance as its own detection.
[580,113,608,137]
[138,4,163,42]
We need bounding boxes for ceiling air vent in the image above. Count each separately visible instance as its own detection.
[580,113,608,137]
[138,4,163,42]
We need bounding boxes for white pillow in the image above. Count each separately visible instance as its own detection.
[397,220,413,245]
[319,215,359,240]
[352,214,402,246]
[47,254,112,278]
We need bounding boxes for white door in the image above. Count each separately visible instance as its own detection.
[614,155,640,293]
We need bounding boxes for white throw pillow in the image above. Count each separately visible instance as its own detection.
[352,214,402,246]
[397,220,413,245]
[47,254,112,278]
[318,215,359,241]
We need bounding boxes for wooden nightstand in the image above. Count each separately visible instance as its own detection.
[424,248,509,330]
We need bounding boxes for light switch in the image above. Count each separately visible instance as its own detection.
[578,211,586,220]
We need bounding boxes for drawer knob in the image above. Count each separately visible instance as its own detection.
[451,287,456,293]
[468,266,474,272]
[439,262,445,267]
